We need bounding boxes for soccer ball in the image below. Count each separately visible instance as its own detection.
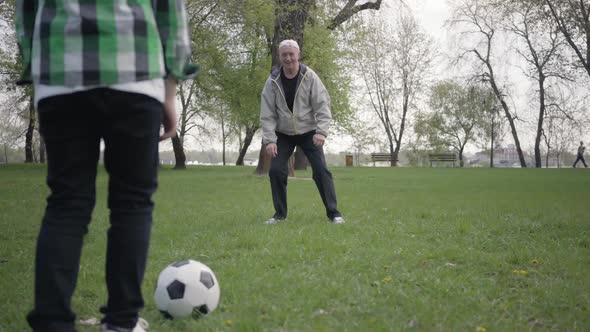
[154,260,220,319]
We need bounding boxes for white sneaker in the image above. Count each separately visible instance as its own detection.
[330,216,345,224]
[100,318,149,332]
[264,217,285,225]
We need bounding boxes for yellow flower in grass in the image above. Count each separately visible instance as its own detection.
[224,320,233,327]
[476,326,487,332]
[382,276,393,283]
[512,269,528,275]
[530,259,540,265]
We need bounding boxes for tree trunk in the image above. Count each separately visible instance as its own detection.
[392,85,410,167]
[490,110,495,168]
[3,144,8,163]
[534,76,546,168]
[25,98,35,163]
[221,117,226,166]
[39,135,46,164]
[254,142,272,175]
[487,74,527,167]
[236,126,256,166]
[270,0,313,68]
[171,134,186,169]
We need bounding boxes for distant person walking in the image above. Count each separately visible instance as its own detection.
[260,39,344,225]
[16,0,197,331]
[573,141,587,168]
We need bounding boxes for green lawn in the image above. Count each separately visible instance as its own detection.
[0,164,589,331]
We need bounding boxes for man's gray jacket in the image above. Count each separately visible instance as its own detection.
[260,64,332,145]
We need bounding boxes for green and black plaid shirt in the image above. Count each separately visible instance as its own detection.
[16,0,198,86]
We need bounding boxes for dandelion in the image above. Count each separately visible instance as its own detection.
[224,320,233,327]
[382,276,393,283]
[530,259,540,265]
[512,270,528,275]
[476,326,487,332]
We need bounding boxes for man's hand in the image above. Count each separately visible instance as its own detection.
[313,133,326,146]
[160,77,178,141]
[266,143,278,158]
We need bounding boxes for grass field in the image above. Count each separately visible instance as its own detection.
[0,164,589,331]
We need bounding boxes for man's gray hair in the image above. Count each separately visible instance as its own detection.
[279,39,300,50]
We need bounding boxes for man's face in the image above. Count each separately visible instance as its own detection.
[279,46,300,70]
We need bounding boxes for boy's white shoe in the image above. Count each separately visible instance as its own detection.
[100,318,149,332]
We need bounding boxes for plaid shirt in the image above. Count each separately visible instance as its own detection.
[16,0,198,86]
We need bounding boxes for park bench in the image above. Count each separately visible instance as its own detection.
[428,153,457,167]
[370,153,398,166]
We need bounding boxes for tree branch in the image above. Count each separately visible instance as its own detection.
[327,0,383,30]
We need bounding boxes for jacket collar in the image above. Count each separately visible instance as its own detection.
[271,63,308,80]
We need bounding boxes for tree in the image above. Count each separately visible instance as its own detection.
[212,0,272,166]
[351,12,434,166]
[451,0,528,167]
[168,1,224,169]
[502,1,569,167]
[0,0,37,163]
[0,91,26,163]
[415,81,489,167]
[342,116,378,166]
[543,83,589,167]
[545,0,590,78]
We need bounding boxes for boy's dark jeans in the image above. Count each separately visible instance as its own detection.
[27,88,162,332]
[269,130,341,220]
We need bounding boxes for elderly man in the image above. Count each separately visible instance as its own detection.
[260,39,344,225]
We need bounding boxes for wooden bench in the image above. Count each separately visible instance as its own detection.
[370,153,398,166]
[428,153,457,167]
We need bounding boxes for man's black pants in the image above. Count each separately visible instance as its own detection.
[27,89,162,331]
[269,131,341,220]
[573,153,587,168]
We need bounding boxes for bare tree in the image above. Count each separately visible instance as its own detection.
[171,80,210,169]
[545,0,590,78]
[352,12,433,166]
[544,83,589,167]
[451,0,528,167]
[502,1,569,167]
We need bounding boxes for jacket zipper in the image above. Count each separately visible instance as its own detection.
[291,71,309,135]
[272,72,306,135]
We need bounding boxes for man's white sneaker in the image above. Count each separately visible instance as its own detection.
[264,217,285,225]
[100,318,149,332]
[330,216,345,224]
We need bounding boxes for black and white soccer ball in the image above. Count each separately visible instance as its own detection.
[154,260,220,319]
